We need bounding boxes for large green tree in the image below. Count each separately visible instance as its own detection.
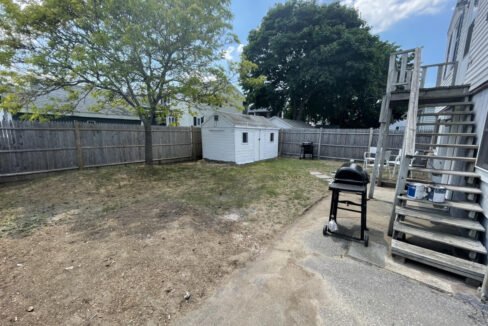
[239,0,398,128]
[0,0,235,164]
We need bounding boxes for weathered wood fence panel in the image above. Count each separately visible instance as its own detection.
[280,128,431,161]
[0,120,202,177]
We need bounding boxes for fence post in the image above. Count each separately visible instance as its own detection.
[190,125,193,160]
[279,129,284,157]
[367,127,374,152]
[317,128,322,160]
[73,121,84,169]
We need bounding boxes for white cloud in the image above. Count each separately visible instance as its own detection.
[223,44,245,62]
[223,46,235,61]
[236,44,245,54]
[340,0,450,33]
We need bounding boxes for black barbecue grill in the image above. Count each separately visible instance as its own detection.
[300,142,314,159]
[323,162,370,246]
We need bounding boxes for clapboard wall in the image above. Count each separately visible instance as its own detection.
[279,128,432,161]
[0,120,202,178]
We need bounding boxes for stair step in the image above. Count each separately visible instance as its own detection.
[405,181,482,195]
[408,167,479,178]
[415,143,478,149]
[416,132,476,137]
[393,221,487,254]
[416,121,475,126]
[418,102,473,108]
[397,195,483,213]
[417,112,474,117]
[396,207,485,231]
[391,240,486,281]
[411,155,476,162]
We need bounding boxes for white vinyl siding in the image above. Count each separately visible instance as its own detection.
[446,0,488,90]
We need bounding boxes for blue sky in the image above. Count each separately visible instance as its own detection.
[228,0,456,66]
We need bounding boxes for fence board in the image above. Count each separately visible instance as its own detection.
[0,120,202,177]
[281,128,431,161]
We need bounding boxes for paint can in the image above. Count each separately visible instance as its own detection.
[407,183,426,200]
[432,186,447,203]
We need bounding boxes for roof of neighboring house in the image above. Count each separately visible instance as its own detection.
[26,88,140,121]
[208,111,278,128]
[269,116,312,129]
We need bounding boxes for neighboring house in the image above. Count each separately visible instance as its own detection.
[1,86,244,126]
[201,111,279,164]
[269,116,312,129]
[167,103,242,127]
[165,85,245,126]
[2,88,141,124]
[244,104,272,117]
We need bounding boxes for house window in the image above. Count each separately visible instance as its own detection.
[270,133,274,142]
[214,115,219,121]
[464,21,474,57]
[167,116,178,125]
[201,116,204,124]
[193,117,197,126]
[477,114,488,170]
[242,132,248,144]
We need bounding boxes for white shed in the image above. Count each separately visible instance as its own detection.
[202,111,280,164]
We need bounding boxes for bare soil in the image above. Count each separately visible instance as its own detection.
[0,158,340,325]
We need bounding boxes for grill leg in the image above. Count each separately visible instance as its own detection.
[328,189,339,222]
[360,192,366,240]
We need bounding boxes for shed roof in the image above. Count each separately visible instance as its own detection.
[269,116,312,129]
[211,111,278,128]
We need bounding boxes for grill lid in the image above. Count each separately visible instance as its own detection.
[334,162,369,185]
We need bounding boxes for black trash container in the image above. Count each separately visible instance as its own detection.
[300,142,314,159]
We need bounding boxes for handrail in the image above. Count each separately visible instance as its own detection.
[421,62,456,69]
[392,48,417,55]
[420,61,458,88]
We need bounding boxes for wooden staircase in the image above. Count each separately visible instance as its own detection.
[373,48,487,282]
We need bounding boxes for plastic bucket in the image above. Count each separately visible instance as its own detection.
[432,186,446,203]
[407,183,425,199]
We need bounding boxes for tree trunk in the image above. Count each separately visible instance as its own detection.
[143,119,153,165]
[294,101,306,121]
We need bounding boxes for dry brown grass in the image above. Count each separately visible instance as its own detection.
[0,158,341,325]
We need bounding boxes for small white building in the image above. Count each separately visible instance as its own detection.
[202,111,279,164]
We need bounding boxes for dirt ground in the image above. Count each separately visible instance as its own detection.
[0,158,340,325]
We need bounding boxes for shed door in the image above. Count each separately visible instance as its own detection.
[253,130,261,161]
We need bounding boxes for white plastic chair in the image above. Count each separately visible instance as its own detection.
[364,147,377,170]
[381,150,392,176]
[390,149,417,178]
[390,150,402,178]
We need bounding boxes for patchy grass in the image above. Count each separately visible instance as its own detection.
[0,158,340,237]
[0,158,341,325]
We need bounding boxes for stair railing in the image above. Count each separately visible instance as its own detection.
[387,47,422,236]
[420,62,458,88]
[369,48,416,199]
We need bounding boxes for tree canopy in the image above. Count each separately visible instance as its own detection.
[239,0,398,128]
[0,0,235,164]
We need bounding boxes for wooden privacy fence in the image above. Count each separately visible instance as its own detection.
[0,120,202,178]
[279,128,432,161]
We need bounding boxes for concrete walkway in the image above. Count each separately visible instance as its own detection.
[177,190,488,325]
